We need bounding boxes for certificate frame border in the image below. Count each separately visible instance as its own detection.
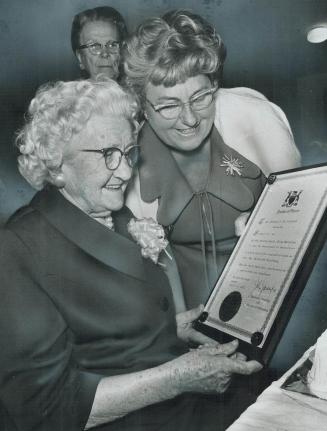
[194,163,327,365]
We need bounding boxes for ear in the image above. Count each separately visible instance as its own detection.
[76,51,85,70]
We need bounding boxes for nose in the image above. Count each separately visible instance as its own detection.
[99,48,109,58]
[179,103,199,127]
[113,155,133,182]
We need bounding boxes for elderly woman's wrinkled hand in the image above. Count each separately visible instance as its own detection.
[170,340,263,395]
[176,305,220,347]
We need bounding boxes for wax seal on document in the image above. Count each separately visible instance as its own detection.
[219,291,242,322]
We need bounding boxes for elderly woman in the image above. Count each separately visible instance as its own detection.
[71,6,127,80]
[124,9,302,310]
[0,79,261,431]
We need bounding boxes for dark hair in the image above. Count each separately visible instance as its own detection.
[71,6,128,54]
[123,9,226,104]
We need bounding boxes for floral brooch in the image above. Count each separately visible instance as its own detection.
[220,154,244,176]
[127,218,171,265]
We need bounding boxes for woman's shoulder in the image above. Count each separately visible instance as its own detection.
[5,198,44,235]
[216,87,286,118]
[3,193,55,257]
[0,207,43,281]
[217,87,269,102]
[215,87,301,175]
[6,203,37,226]
[216,87,298,136]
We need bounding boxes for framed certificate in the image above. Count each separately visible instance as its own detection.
[194,164,327,365]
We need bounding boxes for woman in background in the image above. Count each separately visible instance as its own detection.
[71,6,127,80]
[124,9,301,310]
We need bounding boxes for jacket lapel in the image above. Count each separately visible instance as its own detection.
[31,187,146,281]
[139,123,263,225]
[139,123,194,226]
[207,127,262,211]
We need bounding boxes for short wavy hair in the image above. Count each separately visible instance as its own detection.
[123,9,226,105]
[71,6,128,54]
[16,79,140,190]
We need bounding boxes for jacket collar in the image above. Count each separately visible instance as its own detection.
[138,123,193,226]
[138,122,262,226]
[31,187,146,281]
[206,126,261,209]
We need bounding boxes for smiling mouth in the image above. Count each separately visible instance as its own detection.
[104,183,125,190]
[176,124,200,136]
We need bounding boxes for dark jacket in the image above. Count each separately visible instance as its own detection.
[0,187,186,431]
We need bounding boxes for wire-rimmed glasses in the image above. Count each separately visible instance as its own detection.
[78,40,120,56]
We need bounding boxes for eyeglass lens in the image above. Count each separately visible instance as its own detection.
[105,147,139,170]
[89,42,119,55]
[158,91,215,119]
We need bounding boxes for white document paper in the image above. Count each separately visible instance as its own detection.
[205,165,327,347]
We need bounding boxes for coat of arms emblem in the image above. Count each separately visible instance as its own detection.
[282,190,303,207]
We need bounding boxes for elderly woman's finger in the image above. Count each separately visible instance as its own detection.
[197,339,239,356]
[187,330,219,347]
[229,359,263,375]
[197,341,221,349]
[230,352,247,361]
[176,305,204,326]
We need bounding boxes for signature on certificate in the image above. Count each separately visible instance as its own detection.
[248,279,278,305]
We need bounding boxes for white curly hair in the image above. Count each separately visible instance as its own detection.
[16,79,140,190]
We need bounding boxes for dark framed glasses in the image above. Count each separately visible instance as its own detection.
[78,40,120,56]
[81,145,140,170]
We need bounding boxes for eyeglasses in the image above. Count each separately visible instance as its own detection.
[78,40,120,56]
[146,87,218,120]
[81,145,140,170]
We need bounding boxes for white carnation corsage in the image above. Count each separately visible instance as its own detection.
[127,218,172,265]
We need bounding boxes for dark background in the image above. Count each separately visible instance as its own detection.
[0,0,326,374]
